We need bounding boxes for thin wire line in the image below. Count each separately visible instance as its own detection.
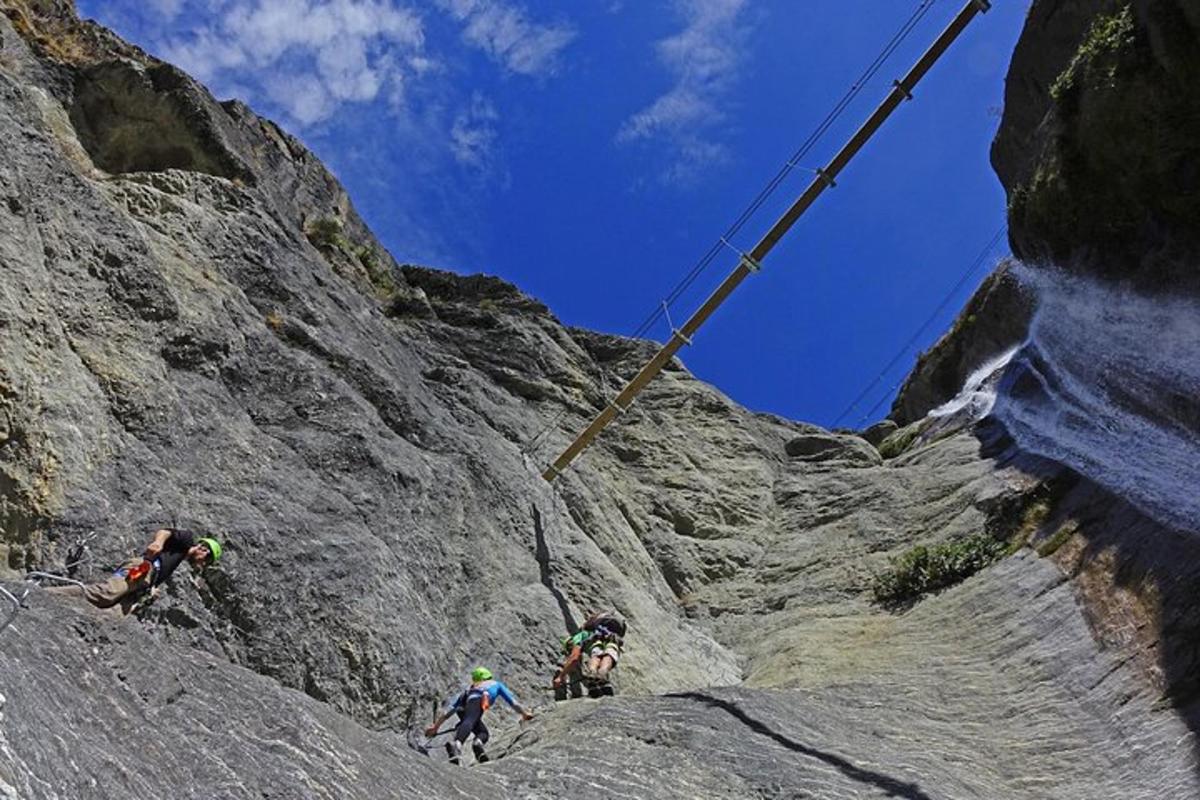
[832,224,1009,428]
[524,0,942,457]
[629,0,940,341]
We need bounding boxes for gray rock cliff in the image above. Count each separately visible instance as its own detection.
[1,1,1198,798]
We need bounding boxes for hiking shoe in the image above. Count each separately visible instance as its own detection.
[445,741,462,765]
[473,744,489,764]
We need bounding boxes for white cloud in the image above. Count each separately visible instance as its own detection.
[448,91,499,169]
[264,72,337,126]
[617,0,750,183]
[147,0,185,20]
[160,0,424,126]
[435,0,575,76]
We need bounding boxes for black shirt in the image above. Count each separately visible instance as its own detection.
[152,528,196,586]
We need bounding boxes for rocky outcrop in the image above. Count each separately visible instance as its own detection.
[859,419,897,447]
[784,426,881,465]
[0,1,1198,798]
[890,261,1032,425]
[992,0,1200,288]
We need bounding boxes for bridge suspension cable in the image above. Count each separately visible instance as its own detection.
[542,0,994,482]
[831,223,1009,428]
[627,0,941,342]
[520,0,943,461]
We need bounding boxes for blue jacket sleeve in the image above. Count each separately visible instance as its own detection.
[444,690,465,714]
[495,682,518,708]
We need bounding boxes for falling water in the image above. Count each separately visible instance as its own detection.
[930,346,1021,421]
[988,267,1200,533]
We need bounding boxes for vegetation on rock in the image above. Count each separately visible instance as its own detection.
[305,216,350,253]
[877,419,927,459]
[1001,0,1200,287]
[872,533,1007,607]
[1049,7,1138,101]
[306,216,397,299]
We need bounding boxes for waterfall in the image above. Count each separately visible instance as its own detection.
[930,346,1020,421]
[988,267,1200,533]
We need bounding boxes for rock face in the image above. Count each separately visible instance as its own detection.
[890,261,1033,426]
[784,426,882,465]
[0,1,1198,798]
[992,0,1200,288]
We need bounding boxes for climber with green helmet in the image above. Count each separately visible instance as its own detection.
[74,527,222,610]
[425,667,533,765]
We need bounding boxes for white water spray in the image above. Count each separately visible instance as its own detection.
[930,346,1020,421]
[988,267,1200,533]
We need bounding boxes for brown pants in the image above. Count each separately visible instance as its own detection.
[82,558,151,609]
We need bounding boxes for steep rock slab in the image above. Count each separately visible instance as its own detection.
[0,594,496,800]
[0,1,1197,798]
[0,0,742,730]
[500,553,1197,799]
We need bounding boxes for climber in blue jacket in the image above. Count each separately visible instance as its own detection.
[425,667,534,764]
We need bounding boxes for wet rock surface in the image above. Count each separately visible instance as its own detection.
[0,1,1198,798]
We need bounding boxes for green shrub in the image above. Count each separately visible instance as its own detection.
[305,216,350,254]
[872,534,1007,607]
[1035,522,1079,557]
[305,218,399,299]
[1050,6,1136,102]
[877,420,925,459]
[354,244,396,297]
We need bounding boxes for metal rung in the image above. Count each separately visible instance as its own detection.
[608,401,627,416]
[971,0,991,11]
[739,253,763,273]
[721,237,763,273]
[893,79,914,101]
[671,329,693,346]
[815,167,837,188]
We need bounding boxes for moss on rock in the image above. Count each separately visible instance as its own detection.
[1001,1,1200,288]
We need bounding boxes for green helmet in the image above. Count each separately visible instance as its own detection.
[198,537,223,564]
[471,666,493,683]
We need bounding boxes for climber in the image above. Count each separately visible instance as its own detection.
[552,611,626,697]
[69,528,222,610]
[425,667,534,765]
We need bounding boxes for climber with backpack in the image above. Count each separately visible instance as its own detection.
[425,667,534,765]
[552,610,626,698]
[63,528,222,611]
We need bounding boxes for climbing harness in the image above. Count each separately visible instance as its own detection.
[541,0,992,482]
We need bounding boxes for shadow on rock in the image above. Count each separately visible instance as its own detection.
[978,417,1200,775]
[532,503,577,636]
[667,691,934,800]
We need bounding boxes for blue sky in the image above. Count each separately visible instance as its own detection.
[77,0,1028,429]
